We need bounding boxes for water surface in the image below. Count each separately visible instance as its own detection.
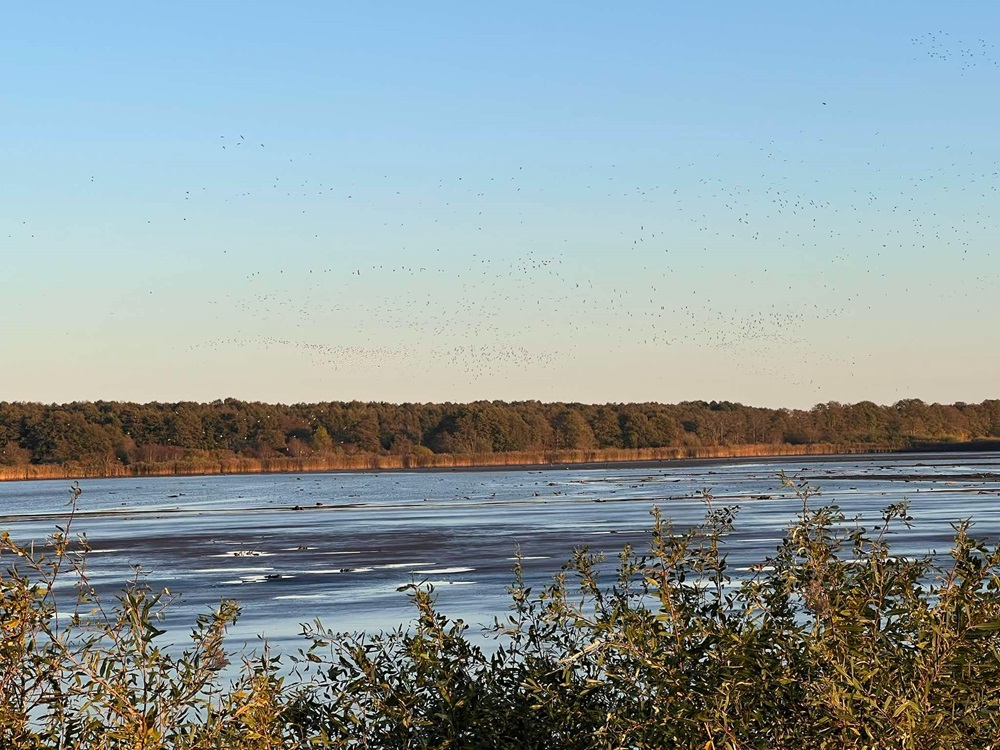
[2,452,999,650]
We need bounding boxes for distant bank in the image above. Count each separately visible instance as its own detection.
[3,440,997,482]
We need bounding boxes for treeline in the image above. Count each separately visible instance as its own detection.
[1,397,999,470]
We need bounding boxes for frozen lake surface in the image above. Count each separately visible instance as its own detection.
[2,452,999,651]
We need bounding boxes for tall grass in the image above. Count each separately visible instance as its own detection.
[0,442,899,482]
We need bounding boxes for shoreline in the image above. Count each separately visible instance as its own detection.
[2,441,996,483]
[416,450,1000,474]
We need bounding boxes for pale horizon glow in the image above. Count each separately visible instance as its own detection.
[3,3,999,409]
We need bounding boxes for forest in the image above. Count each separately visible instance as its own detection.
[1,398,999,473]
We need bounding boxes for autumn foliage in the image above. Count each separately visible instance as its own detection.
[2,398,999,479]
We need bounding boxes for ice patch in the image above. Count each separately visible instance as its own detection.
[195,566,274,573]
[414,567,474,574]
[74,548,123,555]
[223,574,268,585]
[423,580,475,586]
[274,594,327,601]
[214,550,273,558]
[301,567,374,574]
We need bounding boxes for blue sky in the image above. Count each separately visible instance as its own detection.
[2,2,998,407]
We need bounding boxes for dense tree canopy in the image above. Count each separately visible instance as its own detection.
[1,398,998,469]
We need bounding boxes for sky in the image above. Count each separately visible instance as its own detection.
[2,2,998,409]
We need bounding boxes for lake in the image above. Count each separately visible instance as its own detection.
[2,452,999,652]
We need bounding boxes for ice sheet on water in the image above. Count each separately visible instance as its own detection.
[414,567,474,574]
[213,550,273,558]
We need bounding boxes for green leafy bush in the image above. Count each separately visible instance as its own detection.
[4,477,1000,748]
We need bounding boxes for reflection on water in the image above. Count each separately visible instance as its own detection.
[1,452,999,651]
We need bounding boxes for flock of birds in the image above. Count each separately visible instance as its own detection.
[6,30,998,400]
[911,31,998,72]
[172,126,994,395]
